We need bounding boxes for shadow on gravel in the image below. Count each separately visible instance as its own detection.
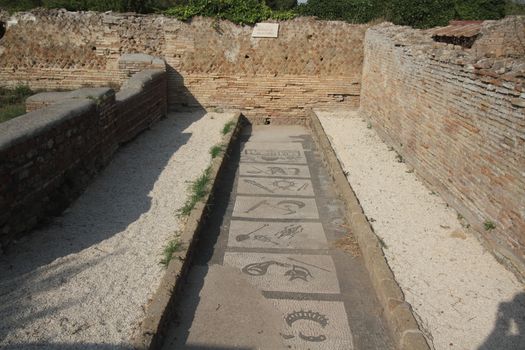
[0,110,206,343]
[478,292,525,350]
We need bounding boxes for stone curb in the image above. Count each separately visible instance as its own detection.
[307,109,431,350]
[131,112,243,350]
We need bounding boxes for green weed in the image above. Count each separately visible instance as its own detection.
[164,0,296,25]
[178,166,212,217]
[210,144,224,159]
[484,220,496,231]
[222,120,236,135]
[160,237,182,266]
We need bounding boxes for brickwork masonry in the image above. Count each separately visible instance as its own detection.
[1,9,524,278]
[0,10,366,117]
[0,69,167,250]
[360,22,525,279]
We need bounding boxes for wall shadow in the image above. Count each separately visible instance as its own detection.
[478,292,525,350]
[160,124,245,348]
[166,65,204,111]
[0,96,208,343]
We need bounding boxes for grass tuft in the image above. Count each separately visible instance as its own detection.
[178,166,212,217]
[484,220,496,231]
[210,144,224,159]
[160,238,181,266]
[222,120,236,135]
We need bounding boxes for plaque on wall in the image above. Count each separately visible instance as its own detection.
[252,23,279,38]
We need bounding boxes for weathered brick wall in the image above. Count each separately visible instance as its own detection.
[361,23,525,276]
[472,16,525,58]
[0,10,125,90]
[163,17,364,116]
[0,69,167,250]
[115,69,167,142]
[0,10,366,117]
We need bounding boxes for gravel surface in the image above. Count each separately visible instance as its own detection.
[0,111,235,349]
[317,110,525,350]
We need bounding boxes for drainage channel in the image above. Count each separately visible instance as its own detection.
[161,124,395,350]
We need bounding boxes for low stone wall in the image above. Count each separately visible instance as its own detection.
[116,69,167,142]
[0,10,366,117]
[360,22,525,277]
[0,69,167,250]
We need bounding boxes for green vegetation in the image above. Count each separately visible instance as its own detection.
[160,237,182,266]
[0,0,297,22]
[177,120,235,216]
[0,85,33,123]
[297,0,383,23]
[177,166,212,216]
[164,0,296,25]
[210,144,224,159]
[222,120,236,135]
[387,0,506,28]
[0,0,523,28]
[298,0,516,28]
[484,220,496,231]
[0,0,155,13]
[506,0,525,15]
[266,0,296,11]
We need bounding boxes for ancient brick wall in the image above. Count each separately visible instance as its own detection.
[0,10,366,117]
[115,69,167,142]
[361,23,525,276]
[0,70,167,250]
[472,16,525,58]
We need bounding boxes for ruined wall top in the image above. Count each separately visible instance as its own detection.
[0,9,368,78]
[367,17,525,85]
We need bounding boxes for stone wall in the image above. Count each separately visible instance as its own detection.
[0,69,167,250]
[360,22,525,276]
[0,10,366,117]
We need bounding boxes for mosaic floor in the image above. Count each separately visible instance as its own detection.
[162,125,394,350]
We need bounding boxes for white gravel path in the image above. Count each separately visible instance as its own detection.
[0,111,235,349]
[317,110,525,350]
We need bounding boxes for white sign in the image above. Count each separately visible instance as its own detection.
[252,23,279,38]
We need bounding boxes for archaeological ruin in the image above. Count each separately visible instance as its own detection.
[0,7,524,350]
